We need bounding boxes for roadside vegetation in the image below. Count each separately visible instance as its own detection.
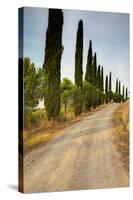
[113,101,129,173]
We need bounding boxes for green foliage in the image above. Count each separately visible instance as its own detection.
[91,86,97,108]
[61,78,73,91]
[73,86,83,116]
[126,87,128,99]
[82,81,104,110]
[109,72,112,102]
[100,91,105,105]
[61,78,73,119]
[74,20,83,116]
[43,9,64,120]
[24,109,46,129]
[24,57,44,113]
[118,81,121,103]
[122,85,125,102]
[92,52,97,86]
[85,40,93,83]
[112,92,119,103]
[109,72,112,91]
[24,112,32,129]
[82,81,93,111]
[105,75,108,103]
[100,66,104,92]
[119,81,121,95]
[97,90,104,106]
[75,20,83,88]
[112,92,123,103]
[116,78,118,93]
[31,109,46,126]
[92,86,101,108]
[97,65,101,89]
[108,90,113,102]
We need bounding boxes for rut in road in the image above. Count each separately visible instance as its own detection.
[24,103,129,193]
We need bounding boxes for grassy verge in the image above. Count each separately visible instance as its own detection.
[23,104,107,154]
[113,101,129,173]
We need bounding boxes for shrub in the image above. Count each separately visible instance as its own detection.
[82,81,92,111]
[30,109,46,127]
[24,109,46,129]
[24,112,32,129]
[73,86,83,116]
[112,92,123,103]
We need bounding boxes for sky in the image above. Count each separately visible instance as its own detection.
[23,7,129,91]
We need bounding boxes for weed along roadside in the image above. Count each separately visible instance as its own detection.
[112,101,129,173]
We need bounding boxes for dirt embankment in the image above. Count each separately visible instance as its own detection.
[113,101,129,173]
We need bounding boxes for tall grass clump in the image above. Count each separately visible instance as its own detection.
[24,109,46,129]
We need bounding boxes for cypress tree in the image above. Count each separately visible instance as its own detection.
[92,52,97,86]
[43,9,63,120]
[96,65,101,106]
[118,81,121,103]
[100,66,104,92]
[116,78,118,93]
[100,66,104,105]
[119,81,121,95]
[97,65,101,89]
[85,40,93,83]
[109,72,112,102]
[74,20,83,116]
[109,72,112,92]
[122,85,125,102]
[105,75,108,103]
[91,53,97,109]
[126,87,128,100]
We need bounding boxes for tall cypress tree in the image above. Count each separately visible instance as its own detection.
[122,85,125,102]
[118,81,121,103]
[100,66,104,92]
[100,66,104,105]
[97,65,101,89]
[91,53,97,109]
[119,81,121,95]
[85,40,93,83]
[116,78,118,93]
[92,52,97,86]
[109,72,112,102]
[105,75,108,103]
[126,87,128,100]
[96,65,101,106]
[74,20,83,116]
[43,9,63,120]
[109,72,112,92]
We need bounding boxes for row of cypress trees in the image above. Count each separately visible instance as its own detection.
[113,78,128,103]
[43,9,128,120]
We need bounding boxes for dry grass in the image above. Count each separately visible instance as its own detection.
[113,101,129,173]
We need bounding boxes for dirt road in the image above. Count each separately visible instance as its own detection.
[24,103,129,193]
